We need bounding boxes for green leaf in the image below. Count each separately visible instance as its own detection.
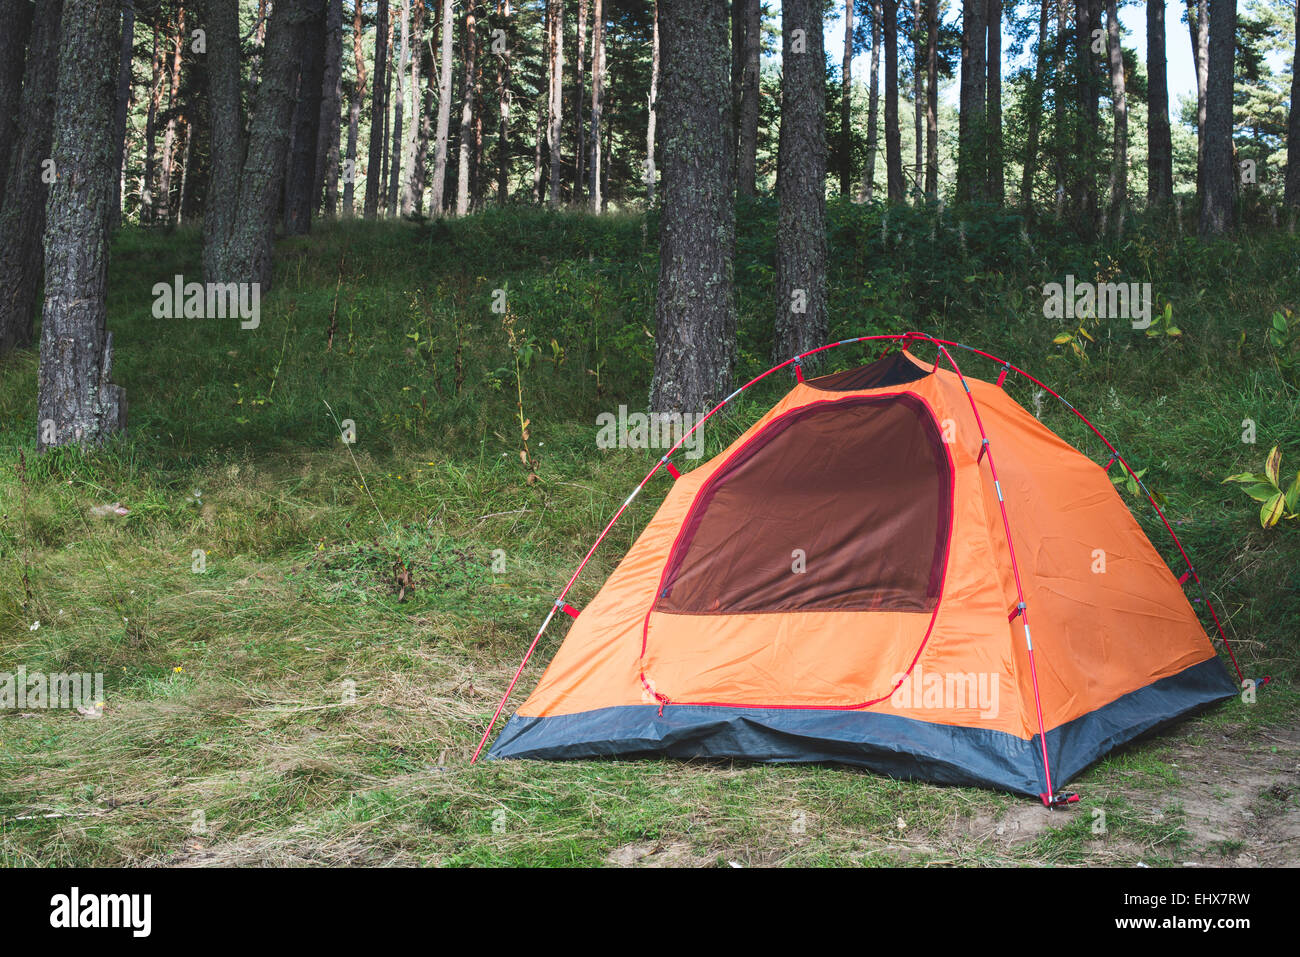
[1273,311,1289,333]
[1261,493,1286,528]
[1222,472,1270,485]
[1052,332,1073,345]
[1265,445,1282,486]
[1286,471,1300,513]
[1165,325,1182,337]
[1243,483,1279,503]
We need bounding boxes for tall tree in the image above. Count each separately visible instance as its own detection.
[142,22,163,223]
[157,6,186,224]
[431,0,453,212]
[456,0,479,214]
[1199,0,1236,235]
[0,0,62,355]
[646,0,659,201]
[576,0,588,195]
[110,1,136,232]
[364,0,389,218]
[774,0,827,362]
[496,0,511,204]
[1105,0,1127,226]
[401,0,425,215]
[649,0,735,414]
[0,0,34,194]
[545,0,563,206]
[36,0,126,447]
[317,0,344,216]
[841,0,854,196]
[203,0,242,283]
[957,0,986,202]
[343,0,367,216]
[285,1,327,235]
[1072,0,1102,232]
[1147,0,1174,206]
[205,0,313,288]
[913,0,923,196]
[388,0,409,216]
[925,0,939,196]
[735,0,761,197]
[1285,0,1300,208]
[1020,0,1050,207]
[884,0,904,200]
[861,0,882,199]
[589,0,605,211]
[1189,0,1209,197]
[986,0,1003,200]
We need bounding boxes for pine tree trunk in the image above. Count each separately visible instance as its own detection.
[957,0,986,203]
[343,0,366,216]
[884,0,903,201]
[364,0,389,218]
[532,93,544,202]
[203,0,243,283]
[456,1,478,214]
[110,1,136,232]
[431,0,453,213]
[1147,0,1174,206]
[986,0,1002,201]
[913,0,923,198]
[1286,0,1300,207]
[645,0,659,202]
[1072,0,1101,233]
[1021,0,1049,208]
[841,0,854,197]
[1053,0,1067,214]
[285,1,327,235]
[403,0,425,214]
[0,0,62,355]
[576,0,588,196]
[1106,0,1127,227]
[545,0,563,206]
[214,0,313,287]
[143,23,162,223]
[861,0,881,200]
[1199,0,1236,235]
[158,6,186,225]
[774,0,827,363]
[925,0,938,197]
[1189,0,1209,199]
[389,0,408,216]
[36,0,126,448]
[649,0,735,414]
[589,0,605,211]
[0,0,34,194]
[496,0,512,204]
[317,0,343,217]
[736,0,760,197]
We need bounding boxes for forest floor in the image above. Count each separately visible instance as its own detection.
[1,204,1297,866]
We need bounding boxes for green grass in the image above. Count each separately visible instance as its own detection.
[0,202,1297,866]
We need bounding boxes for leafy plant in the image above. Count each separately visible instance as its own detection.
[1223,445,1300,528]
[1144,301,1183,338]
[1268,308,1299,385]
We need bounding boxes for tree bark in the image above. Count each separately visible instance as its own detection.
[157,5,186,225]
[736,0,760,197]
[913,0,923,197]
[1105,0,1127,226]
[431,0,453,213]
[957,0,986,202]
[1287,0,1300,207]
[986,0,1002,201]
[457,1,478,214]
[925,0,938,197]
[495,0,511,204]
[545,0,563,206]
[1188,0,1209,199]
[285,1,327,235]
[403,0,426,214]
[649,0,735,415]
[576,0,588,196]
[203,0,243,283]
[841,0,854,197]
[884,0,903,200]
[861,0,881,199]
[364,0,389,218]
[0,0,62,355]
[646,0,659,202]
[317,0,343,217]
[211,0,313,287]
[142,21,162,223]
[36,0,126,447]
[0,0,35,194]
[774,0,827,363]
[109,1,136,232]
[589,0,605,211]
[388,0,409,216]
[1146,0,1173,206]
[343,0,366,216]
[1199,0,1236,235]
[1072,0,1101,233]
[1020,0,1049,208]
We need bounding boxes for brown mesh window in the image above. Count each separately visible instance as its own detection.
[805,351,931,392]
[657,394,952,615]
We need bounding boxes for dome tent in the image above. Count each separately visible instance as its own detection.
[474,334,1243,806]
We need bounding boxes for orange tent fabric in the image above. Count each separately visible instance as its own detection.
[489,349,1238,800]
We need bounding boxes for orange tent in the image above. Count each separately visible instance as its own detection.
[482,336,1241,804]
